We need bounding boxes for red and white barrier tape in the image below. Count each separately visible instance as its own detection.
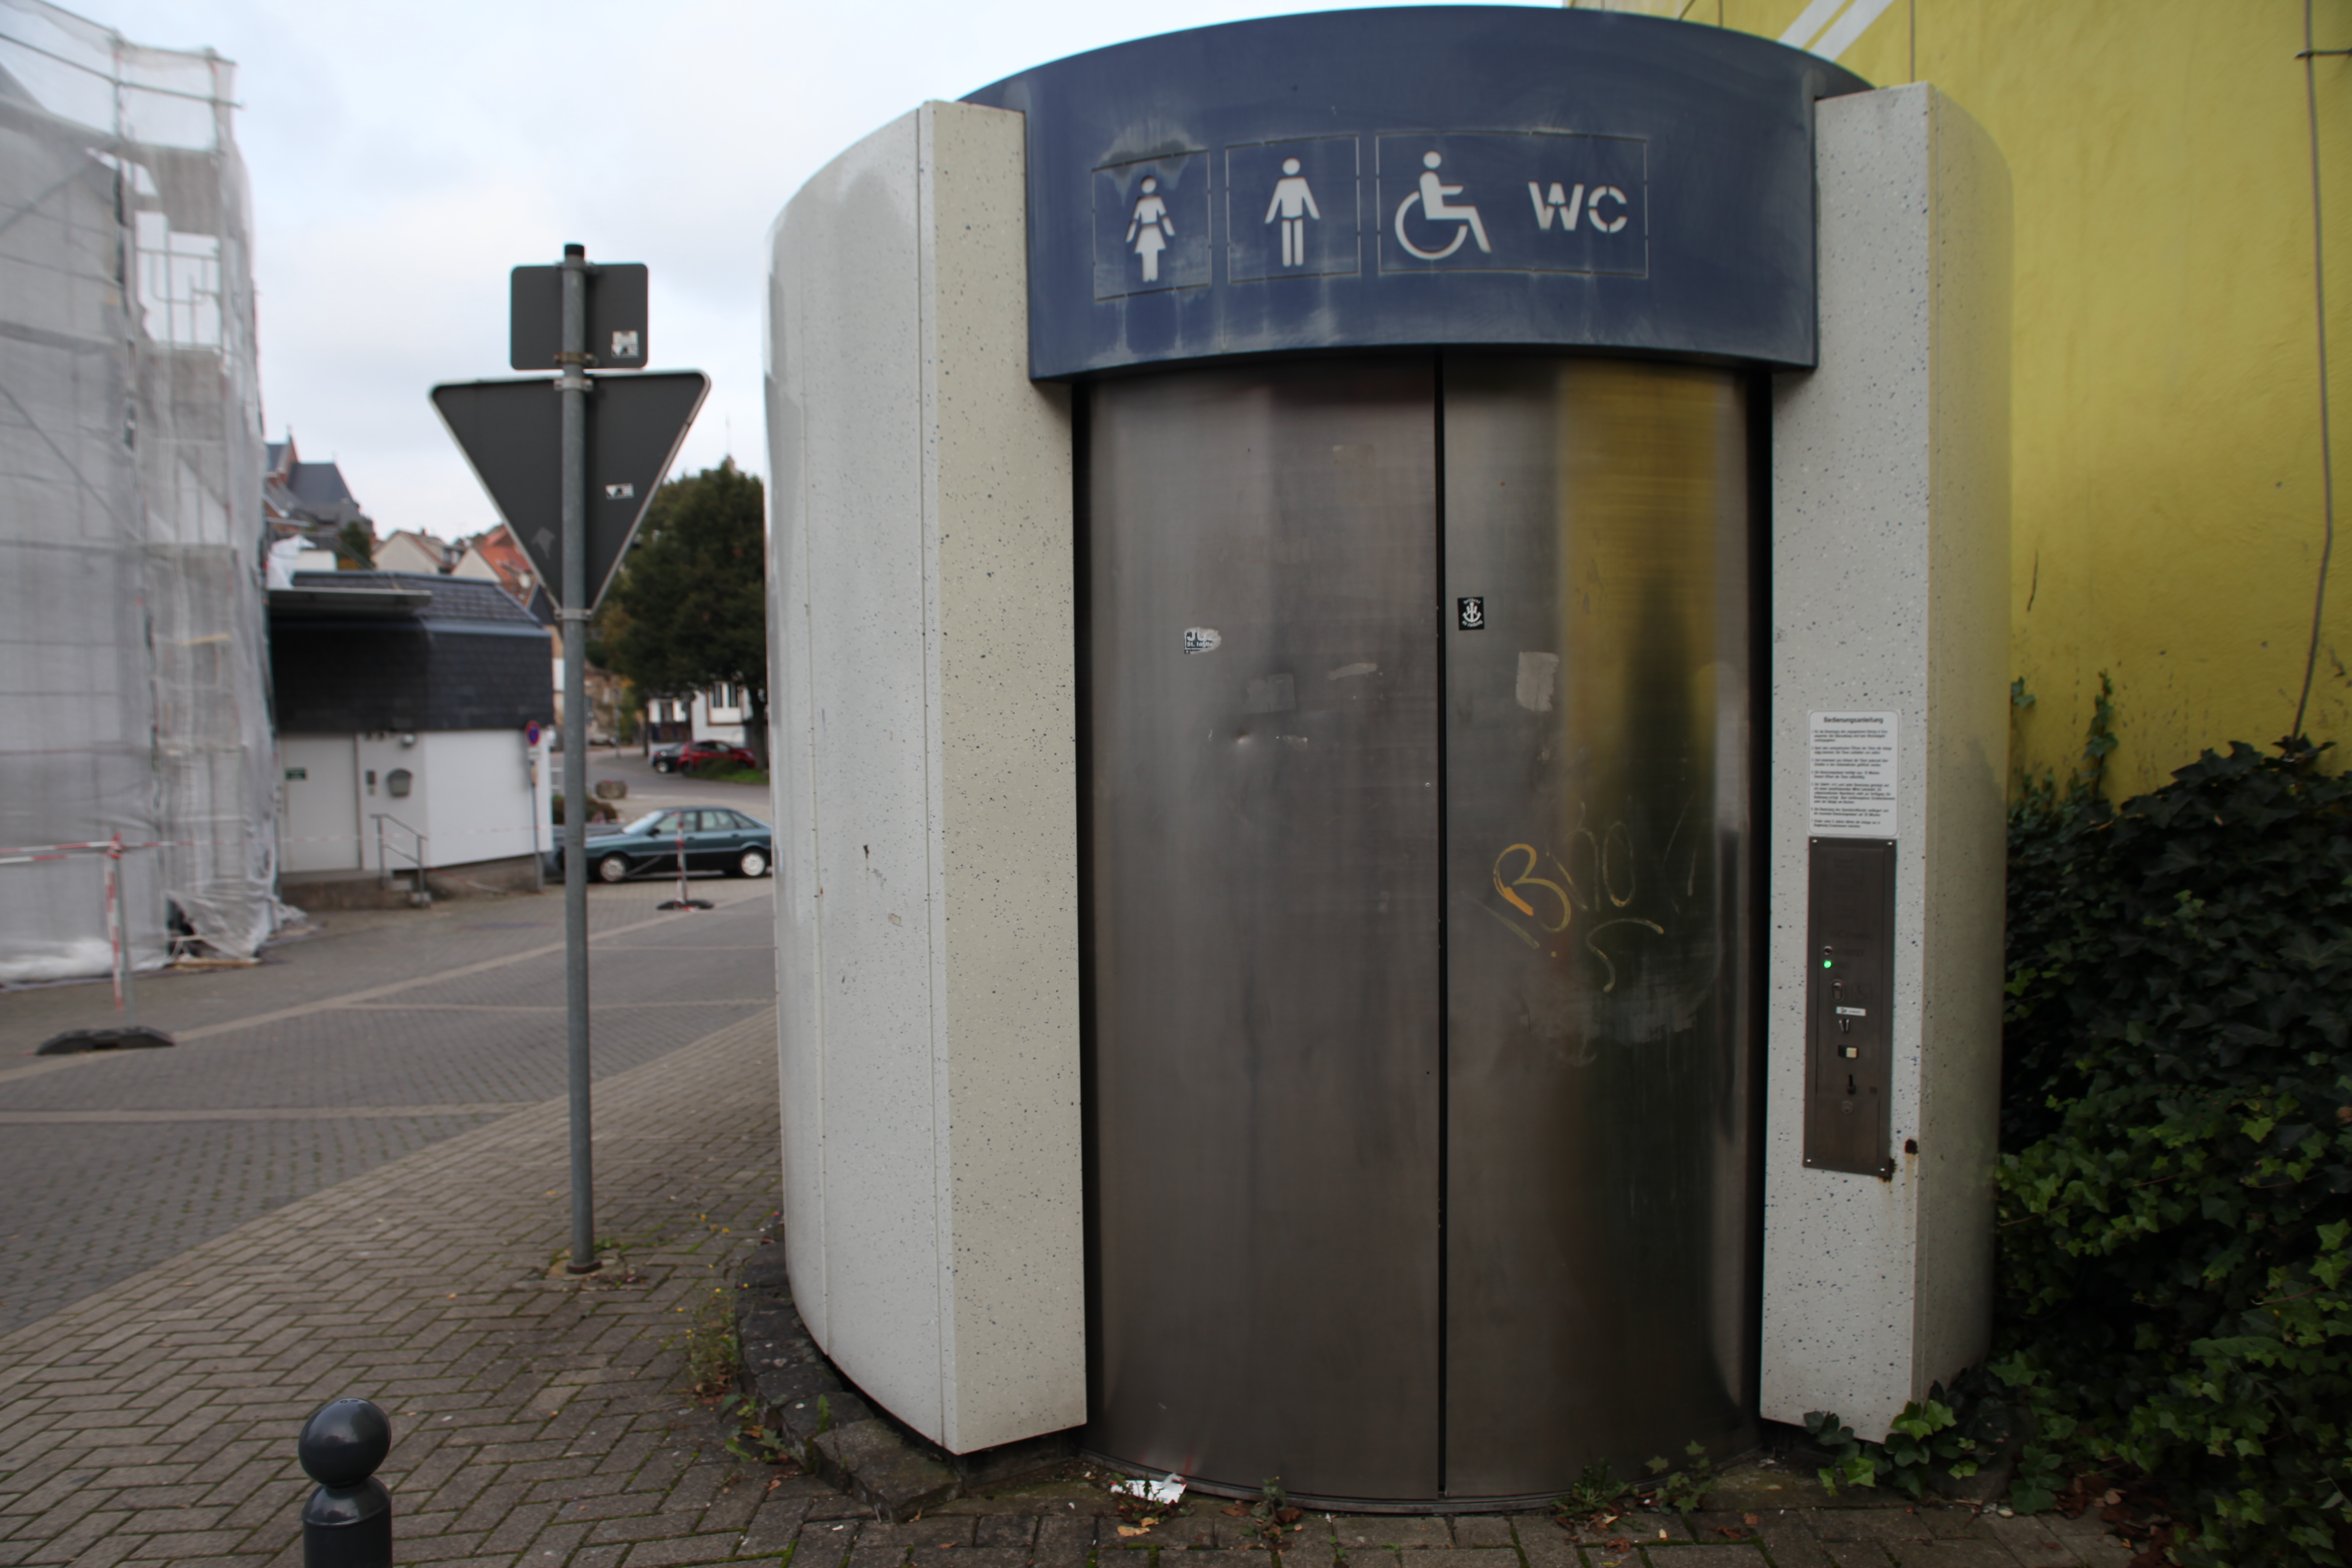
[102,832,126,1010]
[0,823,573,864]
[0,837,179,864]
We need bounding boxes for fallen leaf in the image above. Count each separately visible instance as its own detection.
[1117,1526,1147,1538]
[1743,1514,1759,1527]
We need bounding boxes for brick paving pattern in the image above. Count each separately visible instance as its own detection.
[0,998,2135,1568]
[0,868,2137,1568]
[0,1008,786,1568]
[0,881,774,1333]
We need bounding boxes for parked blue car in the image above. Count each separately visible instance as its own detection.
[553,807,774,883]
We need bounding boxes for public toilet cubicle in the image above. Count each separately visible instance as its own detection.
[762,7,2012,1508]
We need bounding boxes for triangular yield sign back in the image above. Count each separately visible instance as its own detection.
[430,370,710,613]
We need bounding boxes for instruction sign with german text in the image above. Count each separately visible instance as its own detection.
[1809,712,1898,837]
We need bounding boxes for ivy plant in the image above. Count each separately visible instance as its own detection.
[1803,1368,2010,1500]
[1994,707,2352,1567]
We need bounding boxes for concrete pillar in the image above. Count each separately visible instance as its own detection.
[1762,83,2013,1438]
[764,100,1083,1454]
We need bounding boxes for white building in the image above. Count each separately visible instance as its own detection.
[372,529,451,575]
[643,684,752,748]
[269,573,552,896]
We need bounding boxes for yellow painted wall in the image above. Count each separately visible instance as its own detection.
[1597,0,2352,795]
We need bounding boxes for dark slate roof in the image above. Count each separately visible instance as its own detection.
[290,571,539,630]
[284,460,356,510]
[271,573,552,733]
[264,444,365,527]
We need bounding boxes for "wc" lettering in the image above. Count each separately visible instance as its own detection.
[1527,181,1630,234]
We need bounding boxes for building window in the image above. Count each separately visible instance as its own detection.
[135,209,223,348]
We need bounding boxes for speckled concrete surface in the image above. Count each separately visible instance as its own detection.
[1762,83,2012,1436]
[766,98,1083,1455]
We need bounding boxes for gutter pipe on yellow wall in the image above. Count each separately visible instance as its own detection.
[2295,0,2343,740]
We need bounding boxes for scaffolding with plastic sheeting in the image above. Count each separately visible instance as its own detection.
[0,0,277,983]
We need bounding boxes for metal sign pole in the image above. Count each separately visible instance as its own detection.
[557,244,598,1275]
[433,249,706,1279]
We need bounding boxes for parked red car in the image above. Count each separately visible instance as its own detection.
[652,739,758,774]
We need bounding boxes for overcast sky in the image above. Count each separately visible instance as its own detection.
[82,0,1532,539]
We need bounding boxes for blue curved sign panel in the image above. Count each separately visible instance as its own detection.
[965,6,1868,378]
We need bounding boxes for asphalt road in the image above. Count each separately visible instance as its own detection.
[0,865,778,1336]
[578,742,771,815]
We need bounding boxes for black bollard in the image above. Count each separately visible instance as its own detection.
[298,1398,393,1568]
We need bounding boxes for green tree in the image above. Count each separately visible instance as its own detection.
[596,461,768,764]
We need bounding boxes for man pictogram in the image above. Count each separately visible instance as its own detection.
[1264,157,1321,268]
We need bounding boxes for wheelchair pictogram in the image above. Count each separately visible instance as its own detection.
[1393,151,1491,261]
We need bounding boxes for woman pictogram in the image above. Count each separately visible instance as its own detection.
[1127,176,1175,283]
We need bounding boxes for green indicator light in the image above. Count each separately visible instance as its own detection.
[1821,959,1833,968]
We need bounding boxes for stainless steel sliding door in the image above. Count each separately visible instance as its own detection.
[1441,358,1757,1492]
[1085,360,1443,1501]
[1083,355,1756,1503]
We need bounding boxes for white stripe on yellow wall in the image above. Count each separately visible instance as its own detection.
[1810,0,1899,60]
[1777,0,1851,48]
[1779,0,1899,59]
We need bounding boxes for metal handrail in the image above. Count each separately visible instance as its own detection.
[371,813,428,903]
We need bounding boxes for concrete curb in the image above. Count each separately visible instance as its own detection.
[734,1234,1076,1520]
[730,1232,2027,1529]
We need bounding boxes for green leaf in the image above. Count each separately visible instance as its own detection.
[1994,725,2352,1567]
[2009,1483,2056,1516]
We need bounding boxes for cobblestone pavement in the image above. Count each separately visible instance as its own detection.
[0,878,775,1334]
[0,1006,790,1568]
[0,860,2138,1568]
[0,987,2154,1561]
[0,990,2135,1568]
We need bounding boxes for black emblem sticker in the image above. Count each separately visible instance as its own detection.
[1457,596,1486,630]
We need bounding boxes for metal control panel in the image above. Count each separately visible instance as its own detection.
[1804,837,1896,1176]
